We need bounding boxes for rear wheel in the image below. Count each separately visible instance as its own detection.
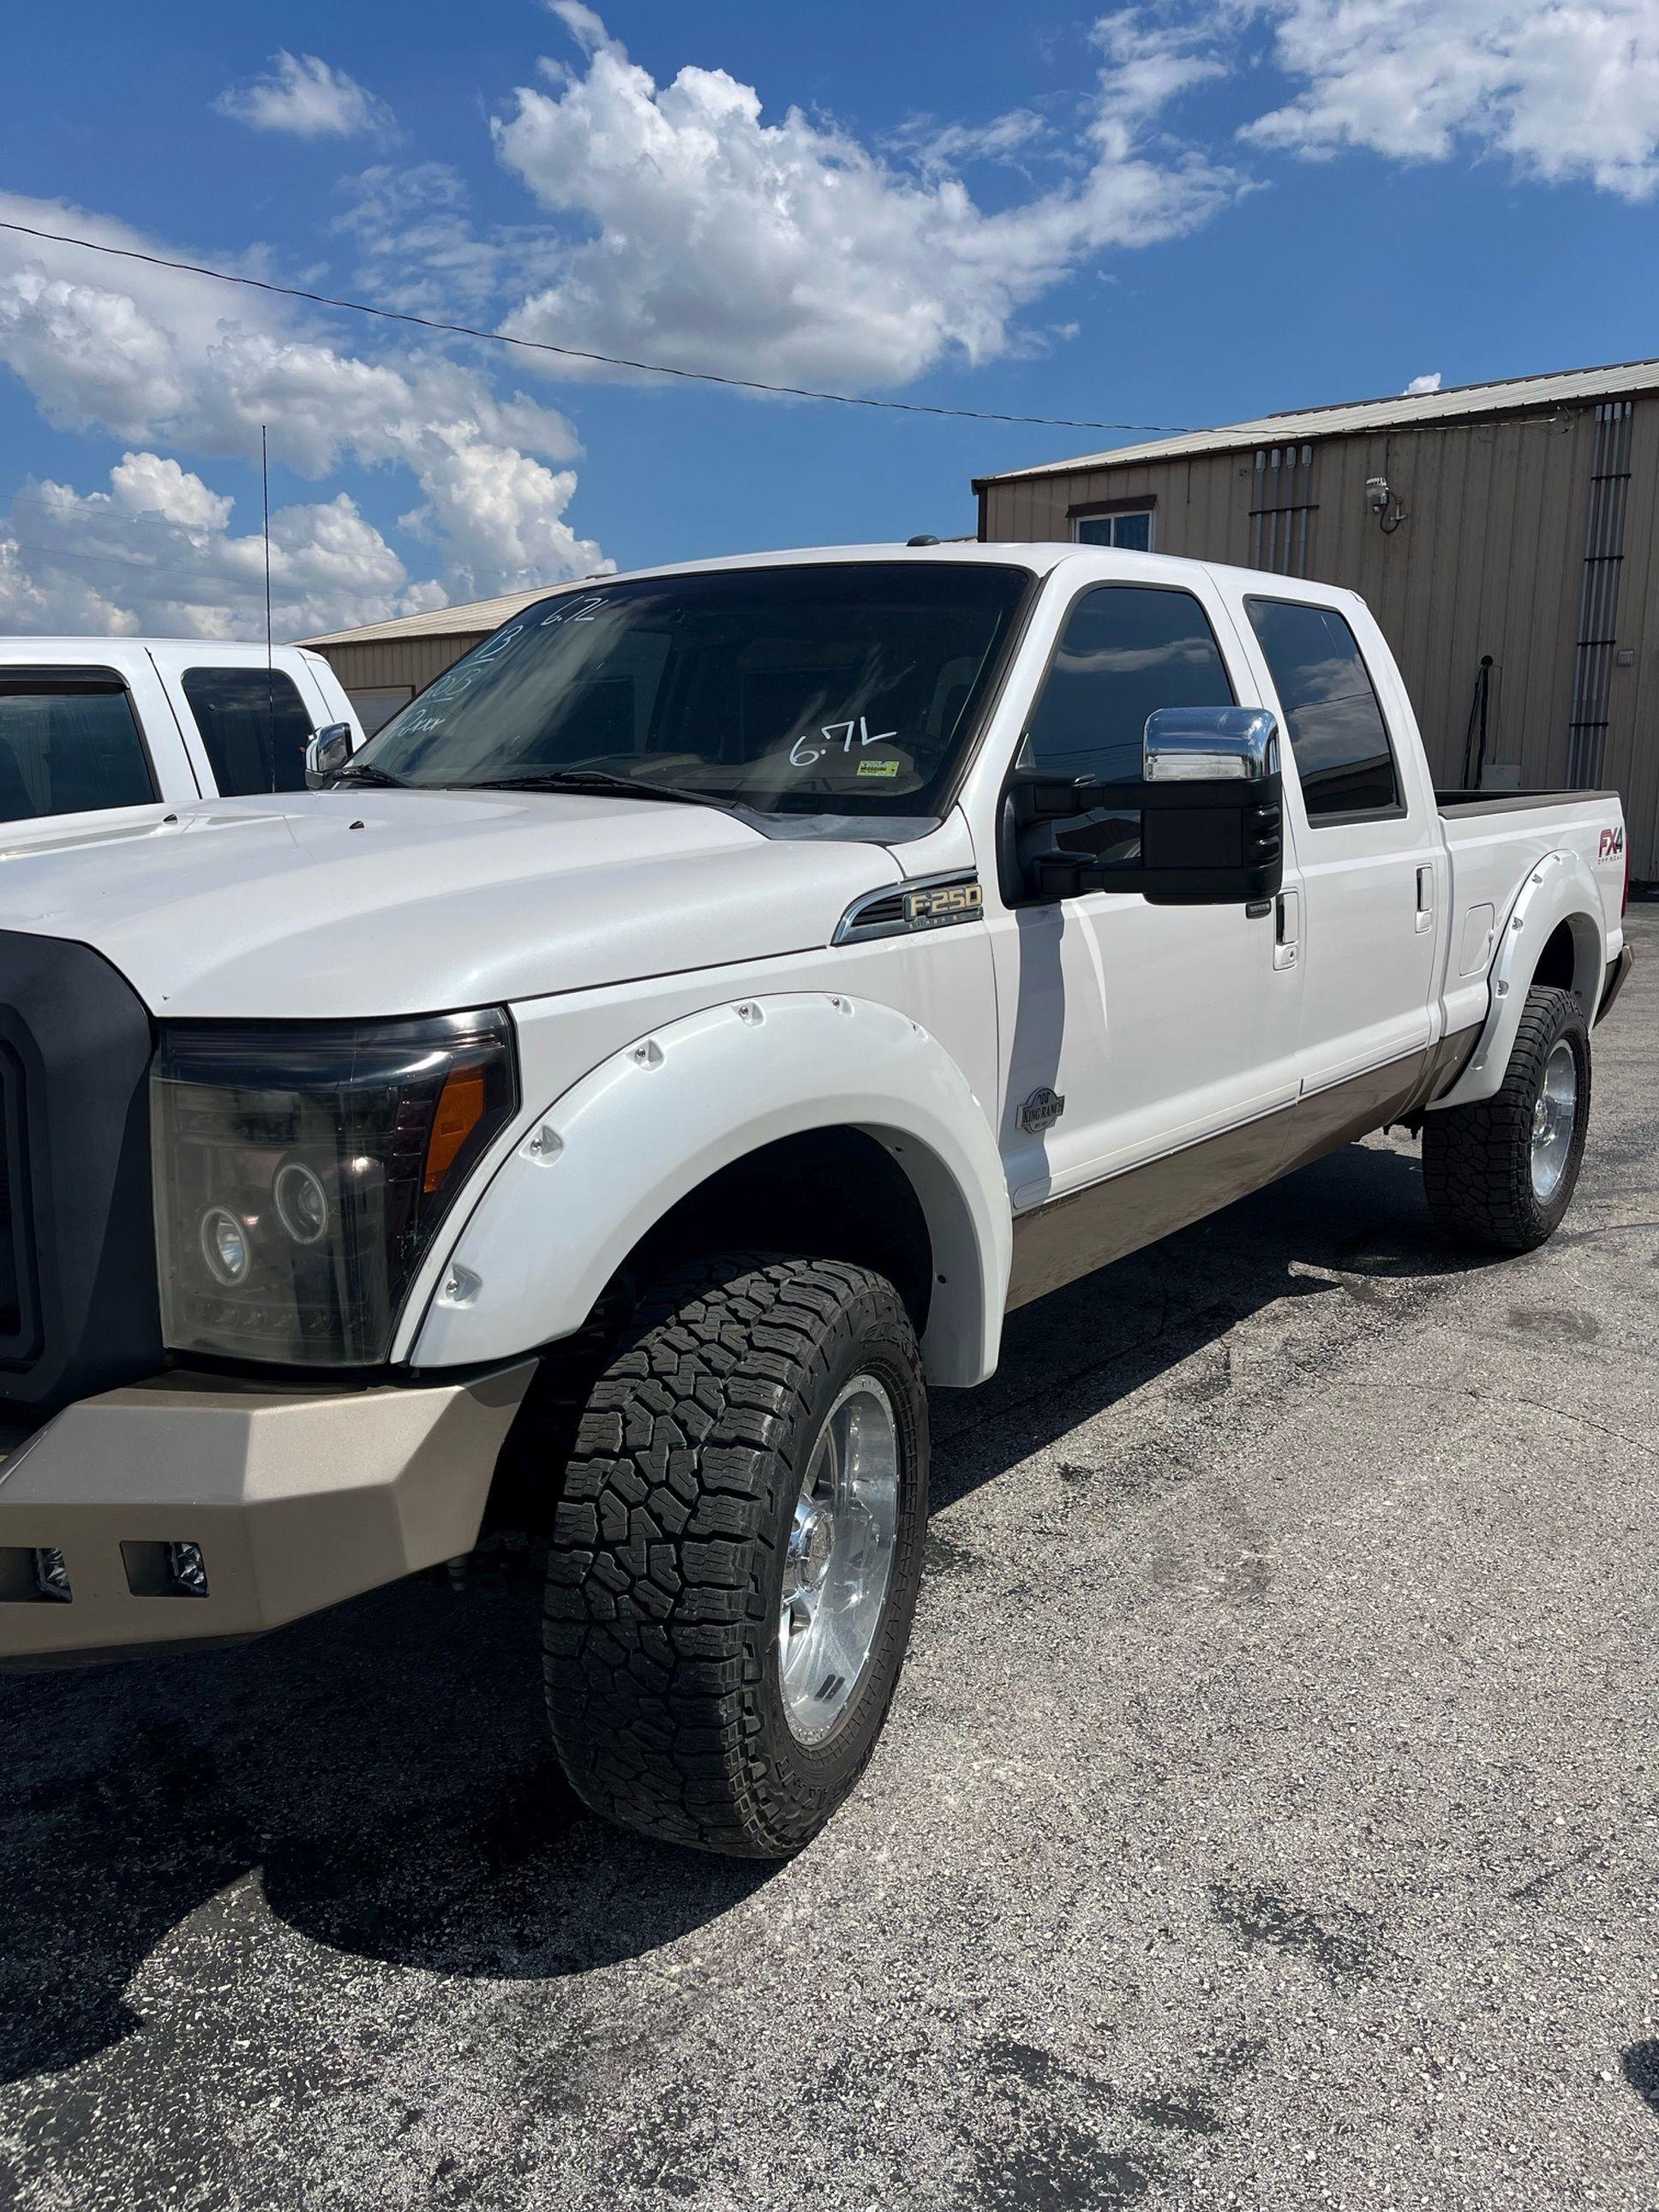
[542,1253,928,1856]
[1422,983,1590,1252]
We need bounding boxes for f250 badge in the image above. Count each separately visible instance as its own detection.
[1600,826,1626,861]
[903,881,984,930]
[1019,1086,1066,1135]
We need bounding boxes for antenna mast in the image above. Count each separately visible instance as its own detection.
[261,423,275,790]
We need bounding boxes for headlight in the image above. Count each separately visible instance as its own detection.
[152,1009,517,1367]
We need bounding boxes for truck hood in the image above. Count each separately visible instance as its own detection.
[0,789,901,1018]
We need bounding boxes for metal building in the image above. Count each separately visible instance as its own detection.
[300,588,560,735]
[975,358,1659,879]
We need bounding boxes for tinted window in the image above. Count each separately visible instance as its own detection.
[1075,510,1153,552]
[363,564,1029,817]
[1021,584,1234,783]
[182,667,315,795]
[0,677,156,822]
[1246,599,1398,818]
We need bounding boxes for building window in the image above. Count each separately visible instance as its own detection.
[1074,508,1154,553]
[1249,445,1319,577]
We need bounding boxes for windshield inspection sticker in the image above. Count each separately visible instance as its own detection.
[789,715,898,768]
[857,757,901,778]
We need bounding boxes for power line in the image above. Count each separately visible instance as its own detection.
[0,216,1188,439]
[3,532,284,597]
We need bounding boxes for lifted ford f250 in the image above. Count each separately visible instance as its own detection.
[0,544,1631,1856]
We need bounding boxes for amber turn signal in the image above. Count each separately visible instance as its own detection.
[424,1067,488,1193]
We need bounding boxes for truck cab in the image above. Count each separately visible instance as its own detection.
[0,545,1629,1859]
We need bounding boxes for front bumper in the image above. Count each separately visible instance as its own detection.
[0,1361,534,1665]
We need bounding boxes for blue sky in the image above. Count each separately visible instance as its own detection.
[2,0,1657,637]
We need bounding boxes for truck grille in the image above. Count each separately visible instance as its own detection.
[0,931,161,1418]
[0,1046,32,1353]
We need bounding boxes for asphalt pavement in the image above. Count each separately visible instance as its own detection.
[4,909,1658,2210]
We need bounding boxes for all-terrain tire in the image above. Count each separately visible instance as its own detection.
[542,1253,928,1856]
[1422,983,1590,1252]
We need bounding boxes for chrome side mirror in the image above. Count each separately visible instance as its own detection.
[1144,706,1279,782]
[304,723,354,789]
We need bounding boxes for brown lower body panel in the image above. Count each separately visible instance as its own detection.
[1006,1034,1475,1312]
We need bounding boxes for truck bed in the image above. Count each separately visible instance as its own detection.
[1434,787,1620,816]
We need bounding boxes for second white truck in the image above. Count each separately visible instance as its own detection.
[0,542,1631,1856]
[0,637,361,850]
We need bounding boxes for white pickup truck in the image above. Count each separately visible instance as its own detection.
[0,543,1630,1857]
[0,637,360,846]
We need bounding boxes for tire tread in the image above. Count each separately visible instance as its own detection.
[542,1252,922,1856]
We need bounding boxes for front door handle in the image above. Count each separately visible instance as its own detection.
[1273,888,1300,971]
[1416,865,1435,934]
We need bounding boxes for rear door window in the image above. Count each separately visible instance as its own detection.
[0,674,157,821]
[1245,598,1399,819]
[182,667,316,795]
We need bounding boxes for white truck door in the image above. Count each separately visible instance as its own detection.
[0,654,202,849]
[1231,591,1442,1092]
[991,577,1305,1209]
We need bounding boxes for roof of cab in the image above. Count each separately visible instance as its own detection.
[0,637,330,661]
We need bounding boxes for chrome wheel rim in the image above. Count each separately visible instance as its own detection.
[1530,1038,1578,1201]
[778,1373,901,1747]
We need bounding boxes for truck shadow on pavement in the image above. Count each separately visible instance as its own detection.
[0,1139,1491,2090]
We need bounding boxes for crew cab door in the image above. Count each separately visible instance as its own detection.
[988,574,1304,1210]
[1223,589,1443,1092]
[0,656,202,847]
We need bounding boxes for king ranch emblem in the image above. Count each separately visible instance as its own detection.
[1019,1086,1066,1135]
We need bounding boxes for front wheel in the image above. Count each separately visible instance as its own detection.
[1422,983,1590,1252]
[542,1253,929,1856]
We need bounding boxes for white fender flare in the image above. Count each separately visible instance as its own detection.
[403,992,1014,1388]
[1433,848,1608,1110]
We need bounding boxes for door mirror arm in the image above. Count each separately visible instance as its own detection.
[1006,708,1285,907]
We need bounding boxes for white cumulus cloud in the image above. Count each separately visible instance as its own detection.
[0,451,449,639]
[1241,0,1659,200]
[215,51,396,140]
[490,4,1237,389]
[1404,371,1443,394]
[0,192,609,627]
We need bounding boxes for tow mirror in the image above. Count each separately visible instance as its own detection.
[304,723,354,789]
[1010,707,1284,906]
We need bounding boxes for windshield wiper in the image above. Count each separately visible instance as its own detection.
[329,761,408,788]
[457,768,734,812]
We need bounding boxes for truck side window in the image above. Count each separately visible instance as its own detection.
[182,667,316,795]
[1245,599,1399,819]
[1020,585,1234,784]
[0,675,156,822]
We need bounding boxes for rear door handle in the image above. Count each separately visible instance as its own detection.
[1416,865,1435,934]
[1273,888,1300,971]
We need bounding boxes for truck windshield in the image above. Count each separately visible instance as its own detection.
[359,562,1031,816]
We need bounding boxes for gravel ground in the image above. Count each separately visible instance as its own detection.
[3,911,1658,2212]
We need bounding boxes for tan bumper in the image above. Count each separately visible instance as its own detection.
[0,1362,535,1663]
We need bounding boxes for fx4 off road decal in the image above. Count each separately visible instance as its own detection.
[1600,826,1626,862]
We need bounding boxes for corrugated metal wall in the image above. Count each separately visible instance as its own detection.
[312,633,490,698]
[981,398,1659,878]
